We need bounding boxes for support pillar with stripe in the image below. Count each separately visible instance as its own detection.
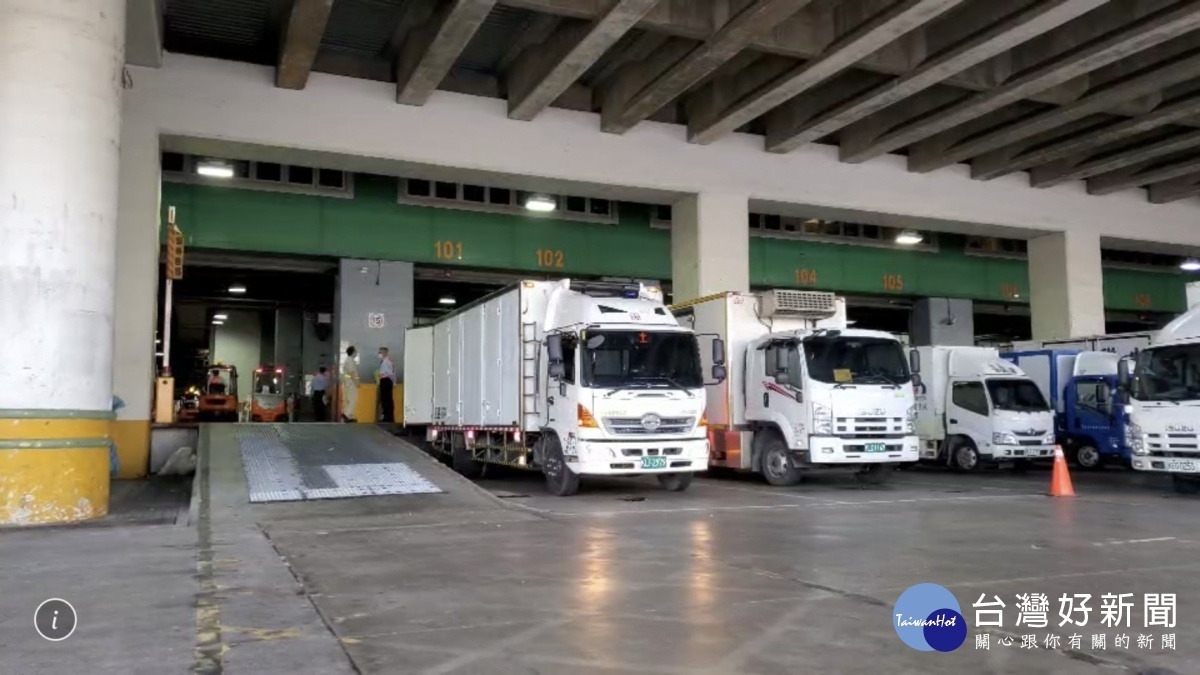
[0,0,126,524]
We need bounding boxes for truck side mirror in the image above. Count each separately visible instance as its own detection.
[909,349,920,374]
[1117,357,1132,393]
[549,362,565,380]
[547,334,564,363]
[775,345,789,373]
[712,364,727,383]
[1097,385,1109,404]
[712,338,726,366]
[774,371,790,385]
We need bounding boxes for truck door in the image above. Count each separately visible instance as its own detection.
[947,380,991,451]
[1066,376,1113,446]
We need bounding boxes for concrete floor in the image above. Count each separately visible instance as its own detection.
[3,429,1199,674]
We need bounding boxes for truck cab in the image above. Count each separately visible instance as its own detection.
[914,347,1055,471]
[1120,304,1200,491]
[1002,349,1126,469]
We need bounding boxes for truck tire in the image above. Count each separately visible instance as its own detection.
[540,434,580,496]
[856,463,894,485]
[657,472,693,492]
[1073,444,1104,470]
[451,433,483,479]
[758,431,802,487]
[950,439,983,473]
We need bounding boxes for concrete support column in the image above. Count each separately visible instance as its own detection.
[1028,231,1106,341]
[910,298,975,346]
[111,120,160,479]
[671,193,750,302]
[0,0,126,524]
[334,260,414,423]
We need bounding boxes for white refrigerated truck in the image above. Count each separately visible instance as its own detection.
[912,347,1056,470]
[1119,302,1200,492]
[672,289,918,486]
[403,279,722,496]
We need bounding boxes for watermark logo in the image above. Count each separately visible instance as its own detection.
[893,583,967,652]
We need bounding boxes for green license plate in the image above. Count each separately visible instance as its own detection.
[864,443,887,453]
[641,456,668,469]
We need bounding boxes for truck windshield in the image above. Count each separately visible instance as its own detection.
[803,337,909,385]
[1133,344,1200,402]
[985,379,1049,412]
[580,330,703,389]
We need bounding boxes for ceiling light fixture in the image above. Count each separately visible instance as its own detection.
[438,296,456,305]
[228,284,247,294]
[524,194,557,212]
[895,230,924,246]
[212,319,225,326]
[197,160,235,179]
[1181,258,1200,272]
[213,313,228,320]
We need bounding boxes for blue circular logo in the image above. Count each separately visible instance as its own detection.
[893,583,967,652]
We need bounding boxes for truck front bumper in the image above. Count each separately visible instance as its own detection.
[1132,455,1200,473]
[567,437,708,476]
[989,444,1054,460]
[803,436,918,464]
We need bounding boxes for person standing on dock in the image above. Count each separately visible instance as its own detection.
[340,346,360,422]
[376,347,396,424]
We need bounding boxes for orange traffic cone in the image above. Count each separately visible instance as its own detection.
[1049,445,1075,497]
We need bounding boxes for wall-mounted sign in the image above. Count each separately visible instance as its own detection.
[367,312,385,329]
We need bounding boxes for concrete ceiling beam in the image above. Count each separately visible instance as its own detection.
[1088,152,1200,195]
[276,0,336,89]
[993,89,1200,184]
[497,13,561,73]
[1148,172,1200,202]
[600,0,811,135]
[396,0,499,106]
[1032,128,1200,188]
[687,0,966,146]
[126,0,165,68]
[507,0,658,121]
[839,0,1200,164]
[915,48,1200,174]
[764,0,1107,154]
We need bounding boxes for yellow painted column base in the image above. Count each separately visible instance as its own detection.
[111,419,151,479]
[0,417,111,526]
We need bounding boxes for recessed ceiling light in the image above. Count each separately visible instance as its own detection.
[212,319,225,326]
[524,194,557,212]
[895,230,924,246]
[213,313,228,320]
[197,160,234,178]
[228,284,247,294]
[1181,258,1200,272]
[438,296,456,305]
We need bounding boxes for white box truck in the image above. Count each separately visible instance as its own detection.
[671,290,918,486]
[403,279,722,496]
[1008,332,1154,360]
[1119,300,1200,492]
[912,347,1056,471]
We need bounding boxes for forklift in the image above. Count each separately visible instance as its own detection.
[249,365,291,423]
[199,364,239,421]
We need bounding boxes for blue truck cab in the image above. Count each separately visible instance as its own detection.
[1001,349,1128,469]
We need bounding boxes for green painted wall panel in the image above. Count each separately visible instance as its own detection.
[160,178,1190,312]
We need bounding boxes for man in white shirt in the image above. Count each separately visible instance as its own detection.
[376,347,396,423]
[311,366,330,421]
[341,346,360,422]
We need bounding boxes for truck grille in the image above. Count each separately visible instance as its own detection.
[1147,433,1200,452]
[835,417,905,438]
[604,416,694,435]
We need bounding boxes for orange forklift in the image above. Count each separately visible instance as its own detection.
[199,364,239,421]
[250,365,291,423]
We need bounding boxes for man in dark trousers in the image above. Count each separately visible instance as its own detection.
[311,366,330,421]
[376,347,396,423]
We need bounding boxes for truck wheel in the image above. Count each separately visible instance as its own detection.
[759,432,802,487]
[1171,474,1200,495]
[951,441,983,473]
[856,463,894,485]
[540,434,580,497]
[657,472,693,492]
[451,434,483,479]
[1074,445,1104,470]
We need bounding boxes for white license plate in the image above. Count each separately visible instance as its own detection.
[1166,460,1199,473]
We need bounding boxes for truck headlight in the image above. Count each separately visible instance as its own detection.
[905,405,916,434]
[1043,432,1055,444]
[813,403,833,435]
[992,432,1017,446]
[1126,422,1147,456]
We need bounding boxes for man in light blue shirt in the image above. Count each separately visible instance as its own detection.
[311,366,330,421]
[377,347,396,423]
